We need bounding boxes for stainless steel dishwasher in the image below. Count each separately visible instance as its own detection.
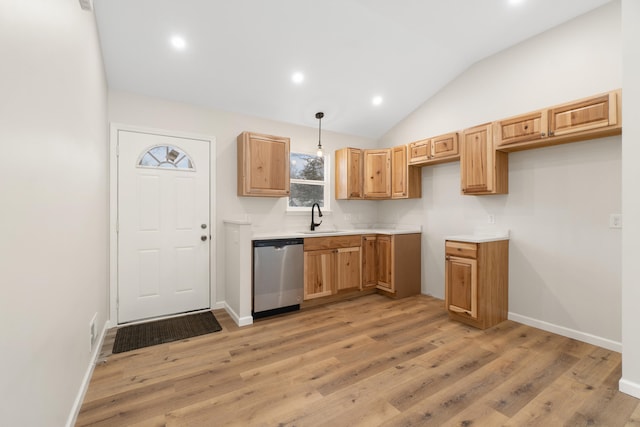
[253,238,304,319]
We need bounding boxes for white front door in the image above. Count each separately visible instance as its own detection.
[117,130,211,323]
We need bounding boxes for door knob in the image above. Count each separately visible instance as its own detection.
[201,235,208,241]
[201,224,207,229]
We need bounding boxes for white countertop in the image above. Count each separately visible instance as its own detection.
[252,226,422,240]
[445,232,510,243]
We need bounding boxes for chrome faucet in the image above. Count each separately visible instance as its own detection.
[311,203,323,231]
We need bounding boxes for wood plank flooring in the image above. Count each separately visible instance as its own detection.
[77,294,640,426]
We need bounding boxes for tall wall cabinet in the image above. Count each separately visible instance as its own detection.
[363,148,392,199]
[335,148,364,199]
[460,124,508,195]
[237,131,290,197]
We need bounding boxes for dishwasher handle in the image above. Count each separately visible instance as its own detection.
[253,238,304,248]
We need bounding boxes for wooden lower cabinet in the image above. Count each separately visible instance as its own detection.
[303,235,361,300]
[376,236,393,291]
[303,249,335,300]
[445,239,509,329]
[361,235,378,288]
[335,247,361,292]
[304,233,422,302]
[375,233,421,299]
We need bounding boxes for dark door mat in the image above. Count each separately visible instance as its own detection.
[112,311,222,354]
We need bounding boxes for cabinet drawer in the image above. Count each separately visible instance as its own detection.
[496,111,546,146]
[549,93,614,136]
[431,132,459,159]
[408,139,430,164]
[445,241,477,258]
[304,235,362,251]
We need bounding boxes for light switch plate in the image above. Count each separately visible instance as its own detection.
[609,214,622,229]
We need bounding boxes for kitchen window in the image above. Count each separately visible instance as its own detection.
[288,152,330,211]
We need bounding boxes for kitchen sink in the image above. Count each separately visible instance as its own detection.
[296,229,351,235]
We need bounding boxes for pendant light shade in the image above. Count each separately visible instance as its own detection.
[315,112,324,158]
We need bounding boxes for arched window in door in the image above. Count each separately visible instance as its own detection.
[137,145,195,170]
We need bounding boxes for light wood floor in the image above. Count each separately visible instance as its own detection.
[77,294,640,426]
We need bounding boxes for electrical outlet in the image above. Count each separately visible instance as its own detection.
[609,214,622,229]
[488,214,495,224]
[89,313,97,352]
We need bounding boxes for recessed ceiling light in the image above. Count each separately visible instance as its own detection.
[170,35,187,50]
[292,72,305,84]
[372,95,383,106]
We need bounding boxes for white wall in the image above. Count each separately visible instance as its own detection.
[108,92,378,304]
[378,1,622,348]
[0,1,109,426]
[620,0,640,399]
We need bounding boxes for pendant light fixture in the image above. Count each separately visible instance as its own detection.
[315,112,324,158]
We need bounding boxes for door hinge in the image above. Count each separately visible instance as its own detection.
[116,143,119,157]
[116,220,119,233]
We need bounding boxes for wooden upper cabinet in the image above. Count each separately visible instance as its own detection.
[391,145,421,199]
[461,124,508,195]
[430,132,460,161]
[237,131,290,197]
[408,139,430,164]
[549,92,618,136]
[496,90,621,152]
[364,149,391,199]
[408,132,459,166]
[335,148,363,200]
[496,110,547,147]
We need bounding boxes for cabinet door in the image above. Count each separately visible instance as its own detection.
[461,124,493,194]
[391,145,408,199]
[549,92,617,137]
[376,236,393,291]
[361,235,377,288]
[496,111,547,147]
[237,132,290,197]
[364,149,391,199]
[445,255,478,319]
[303,250,335,300]
[335,148,363,200]
[430,132,459,160]
[461,124,507,195]
[408,139,430,165]
[336,247,361,292]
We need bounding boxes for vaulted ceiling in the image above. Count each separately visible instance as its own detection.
[94,0,612,138]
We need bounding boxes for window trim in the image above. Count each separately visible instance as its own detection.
[287,151,331,212]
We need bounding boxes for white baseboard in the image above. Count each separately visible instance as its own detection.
[223,302,253,327]
[212,301,225,310]
[65,319,111,427]
[508,312,622,352]
[619,378,640,398]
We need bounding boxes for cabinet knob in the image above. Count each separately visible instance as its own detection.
[445,256,450,261]
[549,130,555,136]
[541,132,546,137]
